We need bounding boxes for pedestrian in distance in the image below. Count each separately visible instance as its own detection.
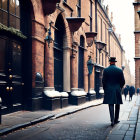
[136,88,140,96]
[129,86,135,101]
[123,86,129,100]
[102,57,125,127]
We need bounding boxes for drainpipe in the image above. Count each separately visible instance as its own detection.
[95,0,98,63]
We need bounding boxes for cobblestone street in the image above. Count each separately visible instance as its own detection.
[0,95,139,140]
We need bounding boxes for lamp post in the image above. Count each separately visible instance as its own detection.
[87,56,94,97]
[45,22,53,47]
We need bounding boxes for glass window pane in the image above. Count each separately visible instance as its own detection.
[2,0,7,11]
[0,37,6,72]
[12,42,22,75]
[9,0,15,14]
[0,0,2,8]
[0,10,2,23]
[3,11,8,26]
[10,14,16,28]
[16,0,20,17]
[16,17,20,30]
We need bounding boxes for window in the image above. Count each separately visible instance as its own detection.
[0,37,6,73]
[77,0,81,17]
[0,0,20,30]
[90,0,92,31]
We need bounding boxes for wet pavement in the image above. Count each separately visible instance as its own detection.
[107,95,140,140]
[0,95,140,140]
[0,98,103,136]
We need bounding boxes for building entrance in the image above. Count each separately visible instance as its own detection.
[0,36,23,114]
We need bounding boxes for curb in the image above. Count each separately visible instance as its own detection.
[0,114,54,136]
[0,101,103,136]
[51,102,103,119]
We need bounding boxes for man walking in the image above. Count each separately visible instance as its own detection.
[129,86,135,101]
[123,86,129,100]
[102,57,125,127]
[136,88,140,96]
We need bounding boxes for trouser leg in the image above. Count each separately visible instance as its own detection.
[115,104,120,122]
[109,104,114,122]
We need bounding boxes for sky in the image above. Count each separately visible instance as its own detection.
[103,0,135,75]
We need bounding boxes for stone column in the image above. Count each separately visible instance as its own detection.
[84,49,88,93]
[63,47,71,92]
[71,43,78,90]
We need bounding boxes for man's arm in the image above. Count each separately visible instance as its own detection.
[120,70,125,89]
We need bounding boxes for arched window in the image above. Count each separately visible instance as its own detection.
[0,0,20,30]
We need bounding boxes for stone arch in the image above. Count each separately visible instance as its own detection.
[31,0,45,26]
[52,11,71,48]
[52,12,71,92]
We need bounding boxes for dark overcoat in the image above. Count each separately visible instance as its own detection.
[124,87,128,96]
[129,86,135,96]
[102,64,125,104]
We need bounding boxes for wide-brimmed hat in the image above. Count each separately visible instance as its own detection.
[109,57,117,62]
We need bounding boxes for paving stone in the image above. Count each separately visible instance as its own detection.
[111,130,126,135]
[128,117,137,121]
[121,121,136,125]
[125,130,134,136]
[135,134,140,140]
[124,136,133,140]
[136,123,140,128]
[108,134,124,140]
[119,124,129,131]
[128,127,135,131]
[136,131,140,135]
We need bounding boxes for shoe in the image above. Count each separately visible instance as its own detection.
[114,120,120,124]
[111,122,114,127]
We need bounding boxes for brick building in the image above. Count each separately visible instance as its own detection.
[0,0,125,114]
[134,0,140,90]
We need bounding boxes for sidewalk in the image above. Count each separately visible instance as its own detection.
[107,95,140,140]
[0,98,103,136]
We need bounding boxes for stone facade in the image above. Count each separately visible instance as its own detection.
[0,0,128,113]
[133,0,140,90]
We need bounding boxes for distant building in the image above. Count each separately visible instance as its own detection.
[133,0,140,89]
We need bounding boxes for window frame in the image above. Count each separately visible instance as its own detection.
[0,0,20,29]
[77,0,81,17]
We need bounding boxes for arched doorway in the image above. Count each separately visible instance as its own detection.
[78,36,84,89]
[54,15,65,92]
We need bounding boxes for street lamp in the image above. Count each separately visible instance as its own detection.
[87,56,94,75]
[87,56,94,100]
[45,22,53,47]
